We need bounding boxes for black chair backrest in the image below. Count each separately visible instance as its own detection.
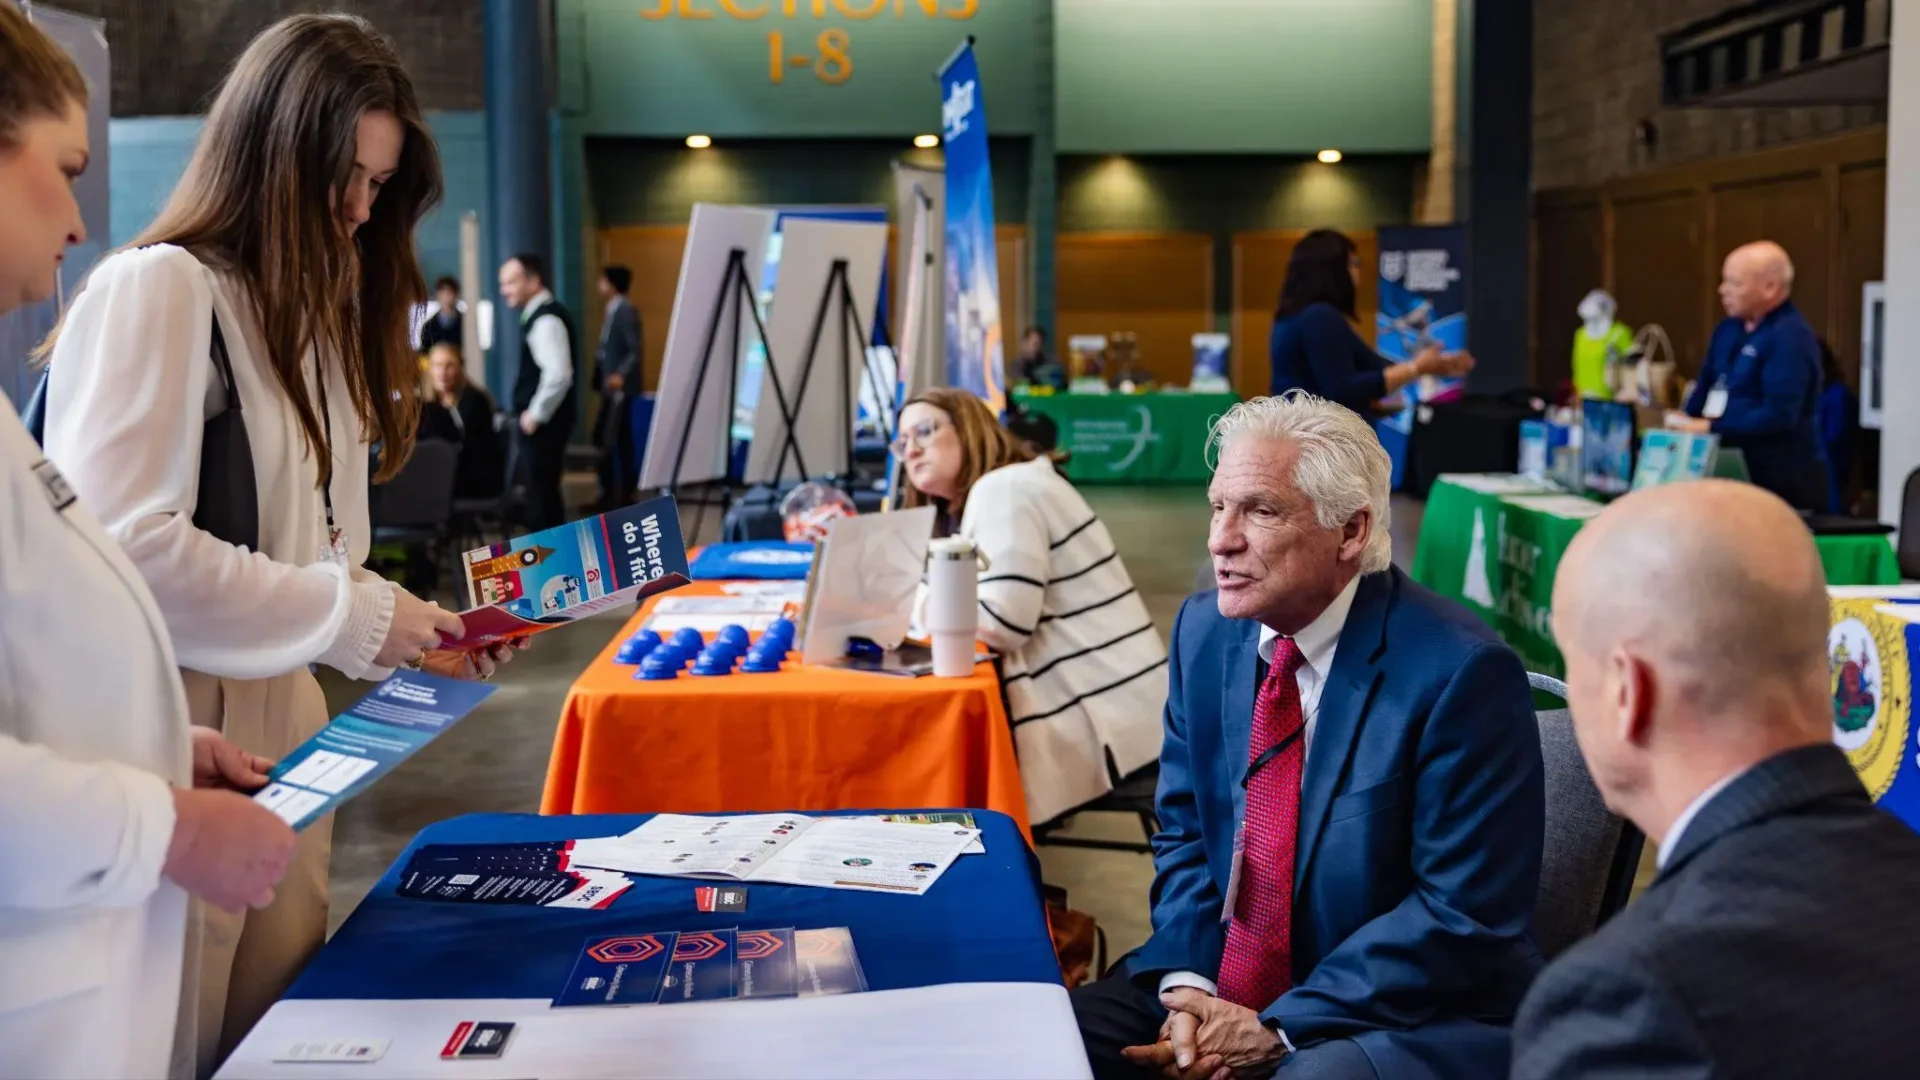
[1900,468,1920,579]
[372,438,459,530]
[1528,672,1646,959]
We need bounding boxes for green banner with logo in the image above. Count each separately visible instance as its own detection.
[1011,390,1235,485]
[1412,475,1903,678]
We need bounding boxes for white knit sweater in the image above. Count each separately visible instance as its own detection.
[932,456,1168,824]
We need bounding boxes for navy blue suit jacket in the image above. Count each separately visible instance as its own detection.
[1269,304,1389,415]
[1123,569,1545,1080]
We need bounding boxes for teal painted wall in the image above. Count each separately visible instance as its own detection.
[107,111,492,290]
[1054,0,1433,154]
[558,0,1038,137]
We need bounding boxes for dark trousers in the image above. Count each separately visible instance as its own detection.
[1751,457,1831,514]
[519,412,571,530]
[593,390,635,507]
[1070,974,1377,1080]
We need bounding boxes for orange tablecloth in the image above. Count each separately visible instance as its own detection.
[541,581,1031,836]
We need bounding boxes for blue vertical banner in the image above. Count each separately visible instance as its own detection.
[1375,225,1469,489]
[939,39,1006,413]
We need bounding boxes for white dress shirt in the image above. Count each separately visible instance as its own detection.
[521,289,575,425]
[1158,574,1364,1039]
[1656,767,1749,869]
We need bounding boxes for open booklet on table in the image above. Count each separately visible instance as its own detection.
[447,494,691,649]
[565,813,982,897]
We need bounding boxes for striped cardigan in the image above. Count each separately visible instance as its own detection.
[926,456,1167,824]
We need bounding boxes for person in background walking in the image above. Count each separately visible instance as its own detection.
[418,275,462,353]
[593,263,641,509]
[1269,229,1472,416]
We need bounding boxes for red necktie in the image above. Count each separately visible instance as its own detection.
[1216,638,1307,1011]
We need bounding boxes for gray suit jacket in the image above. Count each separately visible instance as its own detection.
[596,297,641,388]
[1512,743,1920,1078]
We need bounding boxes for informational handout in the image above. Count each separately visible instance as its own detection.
[253,671,495,830]
[450,495,691,648]
[568,813,979,896]
[641,593,792,635]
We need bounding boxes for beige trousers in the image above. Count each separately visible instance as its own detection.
[178,667,333,1079]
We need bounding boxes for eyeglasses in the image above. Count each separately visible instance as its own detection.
[891,418,945,456]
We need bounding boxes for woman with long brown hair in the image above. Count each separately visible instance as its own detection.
[41,14,509,1070]
[898,387,1166,826]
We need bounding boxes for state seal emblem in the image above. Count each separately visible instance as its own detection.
[1827,599,1911,801]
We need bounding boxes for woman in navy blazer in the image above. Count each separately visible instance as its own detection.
[1270,229,1473,414]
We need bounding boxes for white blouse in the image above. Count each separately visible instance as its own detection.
[45,244,397,681]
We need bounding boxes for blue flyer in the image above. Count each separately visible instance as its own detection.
[251,670,496,830]
[554,932,682,1008]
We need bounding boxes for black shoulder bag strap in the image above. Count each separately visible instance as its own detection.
[23,312,259,551]
[190,316,260,552]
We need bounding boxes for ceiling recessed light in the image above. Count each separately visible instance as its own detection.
[1317,149,1343,164]
[913,133,940,149]
[686,134,712,149]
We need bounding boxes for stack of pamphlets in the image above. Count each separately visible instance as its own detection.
[566,813,981,897]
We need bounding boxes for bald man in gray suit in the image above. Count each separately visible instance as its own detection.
[1512,481,1920,1079]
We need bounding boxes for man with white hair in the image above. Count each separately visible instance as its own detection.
[1512,481,1920,1077]
[1668,240,1827,511]
[1072,391,1544,1080]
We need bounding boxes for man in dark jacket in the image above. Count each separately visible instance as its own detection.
[1670,241,1826,511]
[1514,480,1920,1078]
[593,264,642,509]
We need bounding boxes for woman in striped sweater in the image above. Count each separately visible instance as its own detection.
[900,388,1168,825]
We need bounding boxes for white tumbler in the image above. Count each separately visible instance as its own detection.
[926,535,980,678]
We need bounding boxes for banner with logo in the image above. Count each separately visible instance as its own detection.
[1827,593,1920,834]
[1375,225,1468,489]
[938,39,1005,412]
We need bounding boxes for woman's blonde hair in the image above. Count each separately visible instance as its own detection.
[898,387,1034,520]
[0,4,87,149]
[41,13,442,485]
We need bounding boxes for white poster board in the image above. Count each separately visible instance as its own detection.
[640,204,776,490]
[742,218,889,486]
[800,506,937,666]
[892,163,945,407]
[1862,281,1885,430]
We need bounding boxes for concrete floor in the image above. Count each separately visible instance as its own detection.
[322,484,1429,956]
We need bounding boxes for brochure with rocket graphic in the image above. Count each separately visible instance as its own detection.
[448,495,691,648]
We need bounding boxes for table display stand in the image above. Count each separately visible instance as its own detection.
[661,245,805,541]
[761,256,898,488]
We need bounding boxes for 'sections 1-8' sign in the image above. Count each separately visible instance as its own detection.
[641,0,979,86]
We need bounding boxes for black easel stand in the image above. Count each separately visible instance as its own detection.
[658,246,806,543]
[765,257,898,490]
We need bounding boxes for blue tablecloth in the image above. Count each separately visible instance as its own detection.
[688,540,815,580]
[291,810,1060,1003]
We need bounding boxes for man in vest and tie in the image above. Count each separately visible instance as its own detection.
[499,253,576,529]
[1072,392,1544,1080]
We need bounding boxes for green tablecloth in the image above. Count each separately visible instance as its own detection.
[1011,389,1237,485]
[1411,474,1902,677]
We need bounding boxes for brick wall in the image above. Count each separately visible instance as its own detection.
[51,0,484,116]
[1533,0,1883,190]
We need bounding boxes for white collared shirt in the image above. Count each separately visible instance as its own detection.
[520,289,575,425]
[1255,573,1362,780]
[1157,574,1365,1034]
[1656,768,1749,869]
